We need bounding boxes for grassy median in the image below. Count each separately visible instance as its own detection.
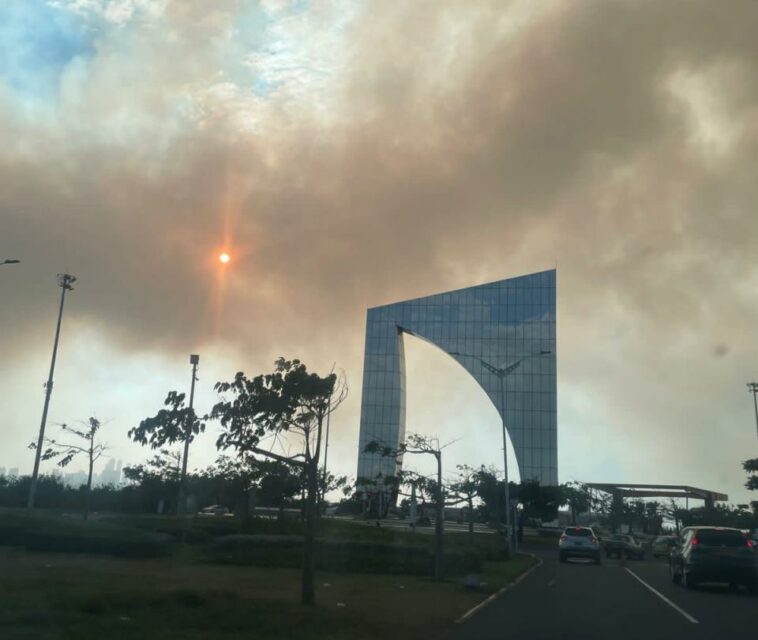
[0,509,537,639]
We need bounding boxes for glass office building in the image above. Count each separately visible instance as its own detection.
[356,269,557,490]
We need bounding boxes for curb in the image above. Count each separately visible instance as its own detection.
[456,553,543,624]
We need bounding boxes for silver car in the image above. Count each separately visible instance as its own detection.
[559,526,602,564]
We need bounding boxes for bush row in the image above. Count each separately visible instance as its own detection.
[205,534,483,576]
[0,510,173,557]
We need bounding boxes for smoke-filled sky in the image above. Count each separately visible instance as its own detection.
[1,0,757,503]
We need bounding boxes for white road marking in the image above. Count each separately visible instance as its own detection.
[457,555,543,623]
[625,568,699,625]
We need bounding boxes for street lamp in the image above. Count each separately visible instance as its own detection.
[748,382,758,441]
[448,349,552,555]
[177,354,200,517]
[28,273,76,510]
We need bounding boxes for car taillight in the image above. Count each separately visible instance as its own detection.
[590,537,598,544]
[690,537,699,547]
[560,535,567,542]
[748,540,754,549]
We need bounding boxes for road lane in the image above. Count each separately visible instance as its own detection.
[452,547,698,640]
[628,556,758,634]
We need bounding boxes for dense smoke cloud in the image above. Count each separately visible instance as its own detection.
[1,1,757,499]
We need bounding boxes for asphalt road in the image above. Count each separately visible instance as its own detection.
[451,546,758,640]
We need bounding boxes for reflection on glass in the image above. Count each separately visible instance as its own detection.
[357,270,557,486]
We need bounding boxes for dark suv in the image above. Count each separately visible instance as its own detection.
[670,526,757,593]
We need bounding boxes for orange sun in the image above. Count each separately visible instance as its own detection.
[219,252,231,264]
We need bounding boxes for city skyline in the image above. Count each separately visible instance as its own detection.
[0,458,123,487]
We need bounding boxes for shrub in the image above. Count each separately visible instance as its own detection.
[0,509,173,558]
[205,534,482,576]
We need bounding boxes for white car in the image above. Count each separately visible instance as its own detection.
[559,526,602,564]
[198,504,231,517]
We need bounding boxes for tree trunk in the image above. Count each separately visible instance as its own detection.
[301,460,318,605]
[85,455,94,520]
[434,452,443,580]
[468,494,474,546]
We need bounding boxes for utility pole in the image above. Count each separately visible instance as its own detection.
[748,382,758,441]
[28,273,76,509]
[177,354,199,517]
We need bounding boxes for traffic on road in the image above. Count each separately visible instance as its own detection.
[454,526,757,640]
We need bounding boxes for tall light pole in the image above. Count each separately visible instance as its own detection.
[748,382,758,441]
[177,354,199,517]
[449,349,552,556]
[28,273,76,509]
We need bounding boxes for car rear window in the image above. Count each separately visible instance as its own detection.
[564,528,592,537]
[695,530,746,547]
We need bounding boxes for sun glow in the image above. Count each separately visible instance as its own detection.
[219,252,230,264]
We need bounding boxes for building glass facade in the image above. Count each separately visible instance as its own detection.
[356,269,557,488]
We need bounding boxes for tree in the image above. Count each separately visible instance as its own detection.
[201,454,263,521]
[518,480,564,524]
[659,499,687,534]
[211,357,347,606]
[123,449,181,485]
[123,449,182,513]
[471,466,507,525]
[743,458,758,492]
[128,390,205,515]
[644,501,662,535]
[448,465,481,544]
[318,471,351,512]
[258,459,303,519]
[561,482,591,525]
[28,417,108,519]
[608,492,627,532]
[365,433,448,578]
[355,472,405,519]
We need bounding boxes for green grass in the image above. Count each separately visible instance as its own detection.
[521,534,559,546]
[0,509,538,638]
[480,555,538,591]
[0,548,536,640]
[0,508,503,575]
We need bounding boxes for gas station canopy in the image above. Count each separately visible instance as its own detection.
[585,483,728,504]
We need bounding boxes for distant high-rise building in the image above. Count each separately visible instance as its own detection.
[98,458,122,486]
[64,470,88,488]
